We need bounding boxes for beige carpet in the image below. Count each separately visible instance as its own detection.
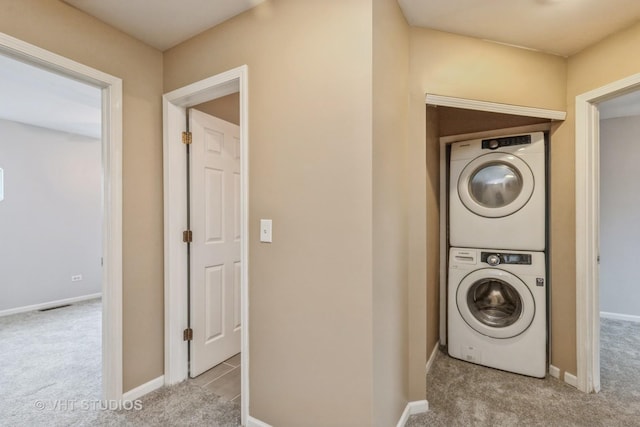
[0,298,102,425]
[0,299,239,426]
[4,299,637,426]
[407,317,640,426]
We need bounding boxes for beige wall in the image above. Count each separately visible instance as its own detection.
[165,1,376,425]
[547,115,576,375]
[409,28,566,112]
[193,92,240,125]
[437,107,551,136]
[425,107,440,357]
[0,0,164,392]
[409,26,568,380]
[372,0,410,425]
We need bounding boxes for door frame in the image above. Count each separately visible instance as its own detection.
[575,71,640,393]
[0,32,124,400]
[162,65,249,424]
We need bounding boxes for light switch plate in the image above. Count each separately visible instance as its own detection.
[260,219,272,243]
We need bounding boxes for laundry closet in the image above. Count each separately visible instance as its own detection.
[426,104,561,378]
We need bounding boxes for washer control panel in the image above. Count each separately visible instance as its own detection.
[480,252,532,265]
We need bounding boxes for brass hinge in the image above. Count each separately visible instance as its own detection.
[182,230,193,243]
[182,131,192,145]
[183,328,193,341]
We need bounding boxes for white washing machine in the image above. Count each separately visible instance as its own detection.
[448,247,546,378]
[449,132,546,251]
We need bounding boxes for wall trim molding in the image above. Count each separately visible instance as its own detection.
[600,311,640,323]
[0,31,123,402]
[564,372,578,388]
[426,343,440,374]
[396,400,429,427]
[549,365,578,389]
[163,65,250,425]
[246,416,273,427]
[426,94,566,121]
[122,375,164,401]
[575,71,640,394]
[0,293,101,317]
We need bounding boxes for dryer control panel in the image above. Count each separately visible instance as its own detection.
[482,134,531,150]
[481,252,532,266]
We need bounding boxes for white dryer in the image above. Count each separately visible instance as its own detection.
[449,132,545,251]
[448,247,546,378]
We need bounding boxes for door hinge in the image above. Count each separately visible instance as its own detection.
[183,230,193,243]
[183,328,193,341]
[182,131,192,145]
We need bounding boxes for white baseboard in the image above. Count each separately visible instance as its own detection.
[247,416,273,427]
[0,293,102,317]
[396,400,429,427]
[564,372,578,388]
[247,400,428,427]
[549,365,576,388]
[426,342,439,374]
[600,311,640,323]
[122,375,164,401]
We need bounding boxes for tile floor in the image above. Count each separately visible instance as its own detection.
[190,353,241,404]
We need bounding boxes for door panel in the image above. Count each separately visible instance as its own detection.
[205,168,223,242]
[456,268,534,339]
[457,152,534,218]
[190,109,241,377]
[205,265,224,340]
[234,172,241,241]
[233,261,241,331]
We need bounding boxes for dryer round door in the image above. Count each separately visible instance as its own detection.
[456,268,535,339]
[457,152,535,218]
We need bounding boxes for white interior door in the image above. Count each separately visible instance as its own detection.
[189,108,241,377]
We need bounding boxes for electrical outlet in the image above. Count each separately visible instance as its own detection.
[71,275,82,282]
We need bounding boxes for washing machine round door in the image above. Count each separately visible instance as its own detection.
[457,152,534,218]
[456,268,535,339]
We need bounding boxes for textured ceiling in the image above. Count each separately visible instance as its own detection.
[0,54,101,138]
[63,0,640,56]
[63,0,266,51]
[3,0,640,135]
[600,90,640,120]
[398,0,640,57]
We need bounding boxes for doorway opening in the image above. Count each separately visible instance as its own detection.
[163,66,249,425]
[0,51,103,409]
[598,90,640,399]
[0,32,123,401]
[576,76,640,394]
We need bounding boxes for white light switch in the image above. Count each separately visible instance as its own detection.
[260,219,272,243]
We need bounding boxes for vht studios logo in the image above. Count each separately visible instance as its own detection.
[34,399,142,411]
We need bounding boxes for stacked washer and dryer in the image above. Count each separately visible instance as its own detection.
[448,132,547,378]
